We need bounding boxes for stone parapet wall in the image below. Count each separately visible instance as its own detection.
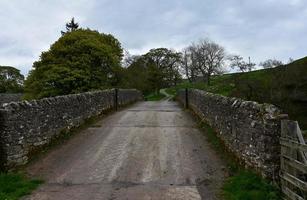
[0,93,23,105]
[0,89,142,170]
[177,89,285,181]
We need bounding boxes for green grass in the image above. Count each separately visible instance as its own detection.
[198,122,281,200]
[145,93,166,101]
[0,173,42,200]
[164,88,177,96]
[223,171,281,200]
[167,74,235,97]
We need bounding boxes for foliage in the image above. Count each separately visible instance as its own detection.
[124,48,182,94]
[0,66,24,93]
[144,48,182,89]
[24,29,123,99]
[122,56,152,93]
[223,171,281,200]
[164,88,177,96]
[0,173,42,200]
[145,92,166,101]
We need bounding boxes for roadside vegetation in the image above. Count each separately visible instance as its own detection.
[0,66,24,93]
[145,92,166,101]
[164,88,177,96]
[0,173,42,200]
[223,171,280,200]
[199,123,281,200]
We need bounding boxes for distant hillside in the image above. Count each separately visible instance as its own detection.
[232,56,307,129]
[172,56,307,129]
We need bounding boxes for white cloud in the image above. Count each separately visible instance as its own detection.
[0,0,306,75]
[0,0,96,75]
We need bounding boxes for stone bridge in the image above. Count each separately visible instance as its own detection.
[0,89,284,199]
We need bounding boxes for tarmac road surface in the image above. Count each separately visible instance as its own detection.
[25,100,225,200]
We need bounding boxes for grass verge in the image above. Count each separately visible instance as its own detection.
[164,88,177,96]
[0,173,42,200]
[223,171,281,200]
[198,122,281,200]
[145,93,166,101]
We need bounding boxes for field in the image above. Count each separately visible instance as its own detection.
[170,56,307,129]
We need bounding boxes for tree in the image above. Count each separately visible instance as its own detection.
[24,29,123,99]
[61,17,79,35]
[181,47,198,83]
[143,48,182,92]
[122,50,141,68]
[185,39,226,85]
[123,48,182,94]
[124,56,152,93]
[260,59,283,69]
[229,55,256,72]
[288,57,294,64]
[0,66,24,93]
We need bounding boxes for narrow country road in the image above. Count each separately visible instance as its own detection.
[25,100,225,200]
[160,89,173,101]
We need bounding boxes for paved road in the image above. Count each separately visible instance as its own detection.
[25,100,225,200]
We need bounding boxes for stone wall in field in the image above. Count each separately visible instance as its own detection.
[0,93,23,105]
[177,89,286,181]
[0,89,142,170]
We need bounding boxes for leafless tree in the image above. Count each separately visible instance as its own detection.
[260,59,283,69]
[288,57,294,64]
[229,55,256,72]
[181,47,198,82]
[183,39,226,85]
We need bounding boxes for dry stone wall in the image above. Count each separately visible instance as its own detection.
[0,93,23,105]
[0,89,142,170]
[177,89,285,181]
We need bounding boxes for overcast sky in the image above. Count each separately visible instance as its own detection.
[0,0,307,75]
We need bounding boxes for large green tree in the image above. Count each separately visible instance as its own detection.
[123,56,151,93]
[124,48,182,94]
[143,48,182,93]
[0,66,24,93]
[24,29,123,99]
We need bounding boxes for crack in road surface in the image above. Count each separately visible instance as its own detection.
[25,101,225,200]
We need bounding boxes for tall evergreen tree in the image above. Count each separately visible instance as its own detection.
[61,17,79,35]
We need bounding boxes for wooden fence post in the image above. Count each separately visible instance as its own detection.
[280,119,307,200]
